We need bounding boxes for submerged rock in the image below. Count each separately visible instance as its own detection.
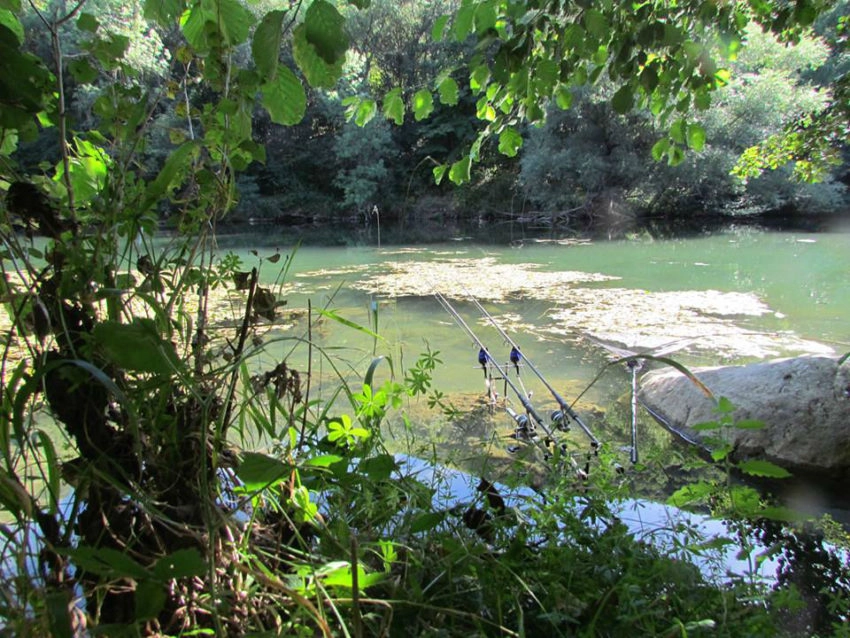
[639,356,850,479]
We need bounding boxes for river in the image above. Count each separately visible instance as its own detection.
[211,223,848,507]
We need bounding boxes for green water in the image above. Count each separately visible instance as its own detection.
[216,226,848,479]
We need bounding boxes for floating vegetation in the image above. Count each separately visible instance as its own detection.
[355,257,618,300]
[347,256,834,361]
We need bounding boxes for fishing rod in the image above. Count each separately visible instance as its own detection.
[628,360,639,464]
[467,295,600,450]
[435,293,560,441]
[436,292,588,476]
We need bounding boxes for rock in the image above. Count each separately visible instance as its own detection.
[639,356,850,479]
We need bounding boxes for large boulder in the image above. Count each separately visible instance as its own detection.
[639,356,850,479]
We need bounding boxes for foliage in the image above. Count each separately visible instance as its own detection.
[0,0,848,636]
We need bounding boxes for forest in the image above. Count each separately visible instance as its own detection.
[1,0,849,636]
[7,0,850,233]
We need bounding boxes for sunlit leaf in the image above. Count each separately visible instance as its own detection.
[261,65,306,125]
[437,76,459,106]
[555,84,573,110]
[382,87,404,125]
[448,155,471,185]
[413,89,434,121]
[292,23,344,89]
[686,123,706,151]
[433,164,448,184]
[432,14,449,42]
[498,126,523,157]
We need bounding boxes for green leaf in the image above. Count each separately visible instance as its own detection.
[237,452,291,490]
[358,454,396,480]
[453,3,474,41]
[0,0,21,11]
[433,164,448,184]
[437,76,459,106]
[651,138,670,162]
[261,65,307,125]
[92,319,182,375]
[737,459,792,479]
[66,546,150,580]
[734,419,765,430]
[305,454,345,468]
[667,481,714,508]
[303,0,348,65]
[382,87,404,124]
[292,23,344,89]
[0,9,22,43]
[317,309,381,340]
[144,0,183,25]
[611,85,633,114]
[554,84,573,110]
[413,89,434,121]
[474,1,497,33]
[498,126,522,157]
[686,123,706,151]
[135,580,166,620]
[715,396,735,414]
[68,59,98,84]
[214,0,254,46]
[252,10,285,81]
[670,118,686,144]
[353,98,376,127]
[448,155,471,185]
[410,510,446,533]
[77,12,99,32]
[141,140,197,211]
[152,548,207,581]
[432,14,449,42]
[583,8,608,38]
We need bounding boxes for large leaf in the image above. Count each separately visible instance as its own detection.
[382,87,404,125]
[303,0,348,65]
[261,65,307,125]
[211,0,254,46]
[252,10,285,81]
[140,140,197,212]
[686,122,706,151]
[92,319,182,375]
[498,126,522,157]
[412,89,434,121]
[292,23,344,89]
[237,452,291,490]
[436,76,459,106]
[448,155,471,185]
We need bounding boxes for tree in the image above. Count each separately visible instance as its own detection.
[371,0,848,187]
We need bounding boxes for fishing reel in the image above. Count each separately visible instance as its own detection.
[551,410,570,432]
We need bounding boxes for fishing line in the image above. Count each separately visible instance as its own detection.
[466,294,601,450]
